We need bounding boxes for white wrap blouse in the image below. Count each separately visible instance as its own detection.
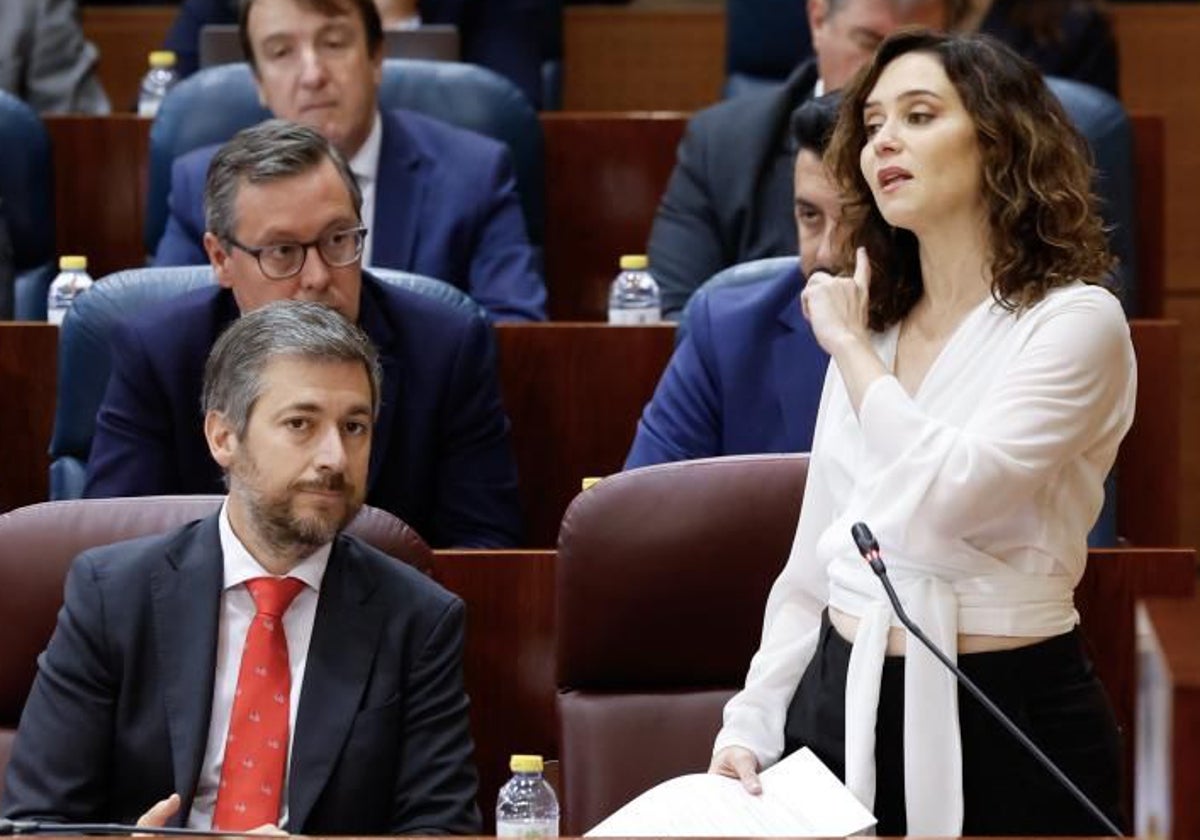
[712,282,1137,835]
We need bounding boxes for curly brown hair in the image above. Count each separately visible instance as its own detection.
[825,30,1114,331]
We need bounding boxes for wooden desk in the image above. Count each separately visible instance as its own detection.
[428,546,1193,832]
[495,323,676,547]
[0,324,57,513]
[1135,595,1200,840]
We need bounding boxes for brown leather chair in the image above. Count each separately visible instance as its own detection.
[555,454,809,834]
[0,495,430,800]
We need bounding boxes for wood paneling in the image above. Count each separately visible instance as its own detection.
[43,115,150,278]
[81,6,177,114]
[541,113,686,321]
[0,325,57,512]
[1163,296,1200,549]
[432,549,557,832]
[562,4,724,111]
[495,324,676,547]
[1123,321,1181,545]
[1136,595,1200,840]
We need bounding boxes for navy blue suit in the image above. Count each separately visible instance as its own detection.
[1,515,481,834]
[154,109,546,323]
[83,272,523,549]
[163,0,544,108]
[625,267,828,469]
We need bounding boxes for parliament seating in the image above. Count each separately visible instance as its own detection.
[144,59,544,257]
[0,495,428,802]
[553,453,1196,833]
[48,266,479,501]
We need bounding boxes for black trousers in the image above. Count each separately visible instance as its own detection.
[782,611,1125,836]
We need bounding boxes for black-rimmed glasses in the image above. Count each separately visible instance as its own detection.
[226,225,368,279]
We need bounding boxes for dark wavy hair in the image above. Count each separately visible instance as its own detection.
[825,30,1114,331]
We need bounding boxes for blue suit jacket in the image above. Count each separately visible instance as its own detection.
[163,0,544,108]
[0,515,481,834]
[625,266,828,468]
[154,109,546,323]
[83,273,523,548]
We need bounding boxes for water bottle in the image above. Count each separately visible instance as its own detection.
[496,754,559,837]
[47,255,94,326]
[607,254,661,324]
[137,51,179,118]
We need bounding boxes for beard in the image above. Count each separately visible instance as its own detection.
[230,451,364,559]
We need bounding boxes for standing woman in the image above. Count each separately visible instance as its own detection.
[709,31,1134,837]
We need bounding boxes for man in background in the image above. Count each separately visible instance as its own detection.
[155,0,545,322]
[88,120,524,549]
[0,0,110,113]
[648,0,944,318]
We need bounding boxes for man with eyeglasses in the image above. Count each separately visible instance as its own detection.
[153,0,544,323]
[84,119,523,550]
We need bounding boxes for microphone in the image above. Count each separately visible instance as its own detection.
[0,818,257,836]
[848,522,1122,837]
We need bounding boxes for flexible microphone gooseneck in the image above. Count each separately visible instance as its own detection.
[0,818,258,836]
[848,522,1122,837]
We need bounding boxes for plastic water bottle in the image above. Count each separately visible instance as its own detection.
[137,51,179,118]
[47,255,94,326]
[496,754,559,837]
[607,254,661,324]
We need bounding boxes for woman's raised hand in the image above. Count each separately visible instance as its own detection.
[800,246,871,355]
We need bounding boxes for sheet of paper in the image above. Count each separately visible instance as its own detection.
[585,747,877,837]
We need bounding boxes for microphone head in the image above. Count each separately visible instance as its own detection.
[850,522,879,558]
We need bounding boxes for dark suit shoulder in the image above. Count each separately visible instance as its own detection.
[698,267,803,330]
[72,517,212,583]
[334,532,461,615]
[112,285,232,357]
[682,61,818,155]
[361,272,489,345]
[384,108,509,164]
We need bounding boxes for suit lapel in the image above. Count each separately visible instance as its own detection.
[371,111,427,269]
[357,275,403,496]
[287,537,385,830]
[150,516,223,823]
[772,271,817,451]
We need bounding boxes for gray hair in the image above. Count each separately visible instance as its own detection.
[204,119,363,243]
[202,300,382,437]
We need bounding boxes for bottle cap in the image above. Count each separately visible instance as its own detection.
[619,255,648,270]
[509,754,544,773]
[59,255,87,271]
[581,477,602,491]
[149,51,177,68]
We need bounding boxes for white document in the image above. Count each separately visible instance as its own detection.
[585,748,877,837]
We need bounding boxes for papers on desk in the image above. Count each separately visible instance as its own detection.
[585,748,876,837]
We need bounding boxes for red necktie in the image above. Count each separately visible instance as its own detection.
[212,577,306,831]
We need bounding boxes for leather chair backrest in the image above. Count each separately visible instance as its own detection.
[677,256,795,346]
[144,59,545,255]
[555,454,809,834]
[49,265,480,500]
[0,90,55,321]
[0,495,429,801]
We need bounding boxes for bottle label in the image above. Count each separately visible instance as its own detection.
[47,306,66,327]
[607,306,661,326]
[496,817,558,837]
[138,99,160,118]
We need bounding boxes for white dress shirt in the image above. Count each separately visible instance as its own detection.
[713,283,1137,835]
[187,502,332,830]
[348,111,383,267]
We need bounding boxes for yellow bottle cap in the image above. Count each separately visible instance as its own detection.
[149,51,177,68]
[510,754,544,773]
[619,255,648,270]
[581,477,603,491]
[59,255,87,271]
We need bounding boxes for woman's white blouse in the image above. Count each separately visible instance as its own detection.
[712,283,1137,835]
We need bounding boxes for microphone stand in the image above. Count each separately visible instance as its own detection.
[849,522,1122,837]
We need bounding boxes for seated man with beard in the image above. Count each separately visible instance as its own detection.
[2,300,481,834]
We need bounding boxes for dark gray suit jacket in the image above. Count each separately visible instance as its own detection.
[1,515,481,834]
[648,60,818,318]
[0,0,109,114]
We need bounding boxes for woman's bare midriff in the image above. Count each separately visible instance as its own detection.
[828,606,1053,655]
